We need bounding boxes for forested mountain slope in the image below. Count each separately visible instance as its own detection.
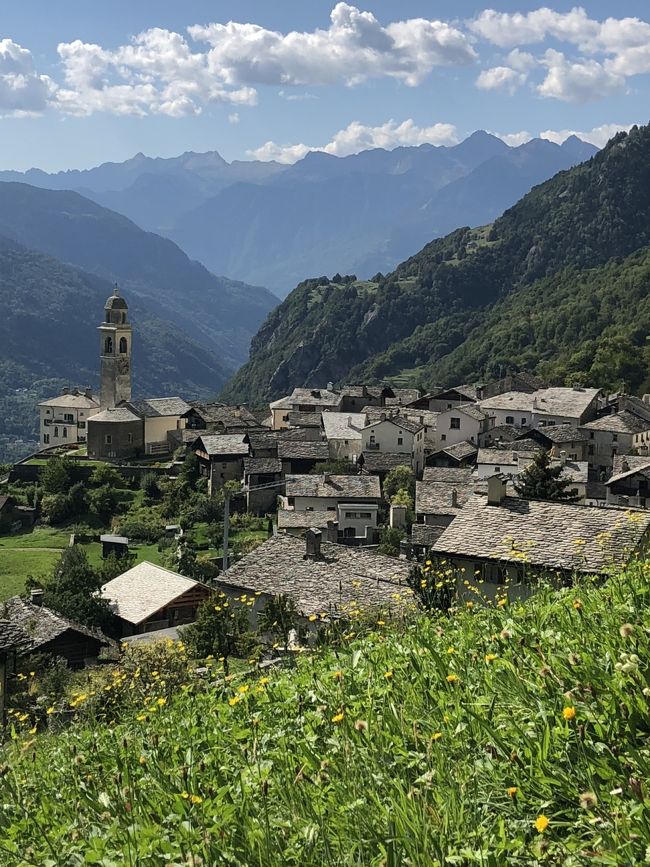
[222,124,650,405]
[0,182,276,368]
[0,237,230,461]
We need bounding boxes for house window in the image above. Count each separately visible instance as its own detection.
[64,413,74,423]
[78,421,86,429]
[450,418,460,429]
[105,434,112,445]
[62,428,67,438]
[370,435,376,444]
[397,437,403,445]
[613,434,618,442]
[127,433,133,444]
[43,434,50,444]
[588,445,595,455]
[104,336,113,354]
[521,418,527,427]
[119,337,128,353]
[483,563,507,584]
[506,416,514,425]
[54,427,58,437]
[441,434,447,441]
[447,403,452,409]
[494,466,501,473]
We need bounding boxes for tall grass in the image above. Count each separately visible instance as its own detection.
[1,563,650,865]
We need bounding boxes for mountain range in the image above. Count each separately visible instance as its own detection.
[0,133,598,296]
[222,123,650,407]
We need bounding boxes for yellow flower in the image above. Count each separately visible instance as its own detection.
[237,684,249,694]
[181,791,189,799]
[139,756,146,765]
[431,731,443,741]
[562,706,576,721]
[573,599,582,610]
[157,697,167,707]
[332,670,343,680]
[46,707,55,715]
[191,794,203,804]
[506,786,517,797]
[497,598,507,608]
[485,654,497,663]
[376,619,385,626]
[331,711,345,724]
[258,677,270,686]
[228,696,241,707]
[384,670,393,680]
[28,726,37,735]
[308,614,318,622]
[446,673,459,683]
[534,815,549,833]
[137,714,147,721]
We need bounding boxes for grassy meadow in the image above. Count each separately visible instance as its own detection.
[2,562,650,864]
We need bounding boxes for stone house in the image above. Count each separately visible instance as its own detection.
[277,440,330,474]
[193,433,250,494]
[38,388,99,448]
[126,397,191,456]
[517,425,590,462]
[243,457,283,515]
[426,441,478,468]
[409,386,478,413]
[605,456,650,508]
[182,403,263,436]
[581,410,650,476]
[283,473,381,513]
[361,415,425,475]
[87,406,144,460]
[432,475,650,603]
[270,388,342,430]
[433,404,490,451]
[478,387,602,430]
[102,561,213,637]
[321,412,366,463]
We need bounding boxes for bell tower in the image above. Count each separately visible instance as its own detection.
[99,285,132,409]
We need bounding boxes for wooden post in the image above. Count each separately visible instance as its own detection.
[223,488,230,572]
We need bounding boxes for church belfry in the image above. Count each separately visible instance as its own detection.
[99,285,132,409]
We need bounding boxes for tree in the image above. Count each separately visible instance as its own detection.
[179,453,200,487]
[514,449,580,502]
[183,594,255,673]
[391,488,414,510]
[383,466,415,501]
[378,526,404,556]
[41,456,73,494]
[258,594,305,651]
[140,472,161,500]
[37,546,113,631]
[88,485,119,522]
[89,464,123,488]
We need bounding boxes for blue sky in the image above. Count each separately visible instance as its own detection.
[1,1,648,170]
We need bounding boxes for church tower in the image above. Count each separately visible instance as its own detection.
[99,285,132,409]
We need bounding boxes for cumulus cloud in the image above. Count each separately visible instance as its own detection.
[493,130,534,147]
[537,49,624,102]
[539,122,635,147]
[476,66,526,93]
[189,3,476,90]
[0,38,56,115]
[248,118,459,163]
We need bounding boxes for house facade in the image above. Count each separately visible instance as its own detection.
[361,415,425,474]
[38,389,99,448]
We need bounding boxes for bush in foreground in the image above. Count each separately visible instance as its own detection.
[1,563,650,864]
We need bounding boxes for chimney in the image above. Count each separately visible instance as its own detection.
[559,450,567,466]
[305,528,322,559]
[643,394,650,406]
[619,394,628,412]
[450,489,458,508]
[379,412,386,422]
[61,386,69,395]
[487,475,507,506]
[390,504,408,529]
[84,386,93,400]
[326,381,334,391]
[621,458,630,473]
[30,588,44,606]
[326,520,339,543]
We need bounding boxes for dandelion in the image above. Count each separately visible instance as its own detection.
[534,815,549,833]
[237,685,249,694]
[497,598,507,607]
[562,706,576,721]
[446,673,459,683]
[620,623,635,638]
[485,654,497,663]
[308,614,318,622]
[228,696,241,707]
[384,671,393,680]
[354,719,368,732]
[46,707,55,715]
[506,786,517,797]
[258,677,270,686]
[191,794,203,804]
[331,711,345,724]
[573,599,582,610]
[28,726,37,735]
[136,714,147,721]
[376,619,385,626]
[431,731,443,741]
[181,791,189,800]
[332,670,343,681]
[579,791,598,810]
[157,697,167,707]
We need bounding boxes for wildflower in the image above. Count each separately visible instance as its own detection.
[562,706,576,721]
[500,628,512,640]
[228,696,241,707]
[46,707,55,715]
[28,726,37,735]
[181,791,189,799]
[332,670,343,681]
[579,791,598,810]
[506,786,517,797]
[572,599,582,610]
[431,731,443,741]
[331,711,345,724]
[136,714,147,721]
[497,598,507,608]
[485,654,497,663]
[237,685,249,694]
[384,670,393,680]
[29,671,35,677]
[157,697,167,707]
[354,719,368,732]
[190,794,203,804]
[258,677,270,686]
[534,815,550,833]
[446,673,459,683]
[619,623,635,638]
[376,619,385,626]
[308,614,317,622]
[465,601,474,609]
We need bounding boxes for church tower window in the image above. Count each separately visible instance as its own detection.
[119,337,128,354]
[104,336,113,354]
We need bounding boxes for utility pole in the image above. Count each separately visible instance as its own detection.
[222,487,230,572]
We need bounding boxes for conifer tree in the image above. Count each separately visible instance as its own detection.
[514,449,579,502]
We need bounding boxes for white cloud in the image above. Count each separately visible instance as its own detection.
[539,122,635,147]
[248,118,459,163]
[228,112,240,124]
[537,49,624,102]
[476,66,526,94]
[189,3,476,89]
[493,130,534,147]
[0,38,56,115]
[279,89,318,102]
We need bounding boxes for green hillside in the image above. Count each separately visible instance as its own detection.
[0,237,230,460]
[2,563,650,863]
[222,124,650,405]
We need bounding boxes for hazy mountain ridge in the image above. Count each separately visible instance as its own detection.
[221,123,650,406]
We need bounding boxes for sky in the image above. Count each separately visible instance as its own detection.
[1,1,649,171]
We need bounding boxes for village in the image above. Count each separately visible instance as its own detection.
[2,284,650,685]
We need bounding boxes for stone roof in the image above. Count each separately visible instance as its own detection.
[401,409,440,428]
[88,407,141,424]
[363,415,423,434]
[510,438,542,453]
[360,452,411,473]
[105,289,127,310]
[188,403,260,429]
[219,534,412,617]
[101,561,208,626]
[430,385,479,402]
[478,448,523,467]
[243,457,283,475]
[272,388,341,409]
[0,495,13,512]
[411,524,446,547]
[194,434,250,457]
[416,481,471,516]
[321,412,366,440]
[382,388,422,406]
[480,387,601,418]
[484,424,520,442]
[433,494,650,573]
[287,411,323,427]
[422,467,475,484]
[451,404,487,422]
[128,397,191,418]
[278,441,329,461]
[582,411,650,435]
[248,433,280,455]
[526,425,589,444]
[39,392,99,409]
[0,619,28,653]
[440,441,478,461]
[277,509,335,529]
[556,460,589,485]
[286,473,381,499]
[608,457,650,486]
[1,597,109,651]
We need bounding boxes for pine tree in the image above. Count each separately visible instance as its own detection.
[514,449,579,502]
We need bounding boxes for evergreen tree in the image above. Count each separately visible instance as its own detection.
[514,449,579,502]
[37,546,114,631]
[183,595,255,672]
